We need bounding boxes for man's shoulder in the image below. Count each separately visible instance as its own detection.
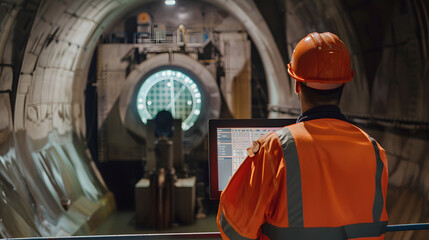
[251,129,284,155]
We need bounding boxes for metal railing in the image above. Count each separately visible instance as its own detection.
[10,232,221,240]
[101,29,206,46]
[387,223,429,232]
[8,224,429,239]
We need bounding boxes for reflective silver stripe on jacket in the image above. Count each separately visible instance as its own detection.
[219,211,257,240]
[265,127,387,239]
[370,137,384,222]
[276,127,303,227]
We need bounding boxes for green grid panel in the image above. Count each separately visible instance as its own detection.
[136,69,202,131]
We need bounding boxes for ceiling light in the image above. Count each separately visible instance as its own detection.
[165,0,176,5]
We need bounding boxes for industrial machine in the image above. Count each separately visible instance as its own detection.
[135,111,195,229]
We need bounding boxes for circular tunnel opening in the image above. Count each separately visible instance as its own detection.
[136,68,203,131]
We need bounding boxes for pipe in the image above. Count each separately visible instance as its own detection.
[387,223,429,232]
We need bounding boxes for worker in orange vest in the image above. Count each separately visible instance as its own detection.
[217,32,388,240]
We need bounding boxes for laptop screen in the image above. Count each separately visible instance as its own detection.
[208,118,296,199]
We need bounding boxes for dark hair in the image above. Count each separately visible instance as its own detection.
[299,82,344,106]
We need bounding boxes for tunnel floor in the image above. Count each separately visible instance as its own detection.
[94,211,219,235]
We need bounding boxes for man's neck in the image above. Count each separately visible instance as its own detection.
[301,102,312,114]
[299,94,338,114]
[299,95,314,113]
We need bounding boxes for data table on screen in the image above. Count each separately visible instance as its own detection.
[217,127,280,190]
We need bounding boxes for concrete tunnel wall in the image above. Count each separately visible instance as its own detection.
[0,0,294,237]
[0,0,429,239]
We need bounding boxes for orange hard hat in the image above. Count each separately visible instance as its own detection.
[287,32,354,87]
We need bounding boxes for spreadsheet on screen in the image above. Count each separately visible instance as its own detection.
[217,127,281,191]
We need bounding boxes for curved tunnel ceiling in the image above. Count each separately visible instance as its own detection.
[17,0,296,143]
[1,0,429,238]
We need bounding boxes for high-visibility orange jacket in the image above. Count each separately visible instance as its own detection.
[217,106,388,240]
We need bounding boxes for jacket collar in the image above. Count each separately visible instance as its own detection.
[296,105,347,123]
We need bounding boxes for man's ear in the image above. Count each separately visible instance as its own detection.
[295,80,301,94]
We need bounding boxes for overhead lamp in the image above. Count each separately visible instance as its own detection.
[165,0,176,5]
